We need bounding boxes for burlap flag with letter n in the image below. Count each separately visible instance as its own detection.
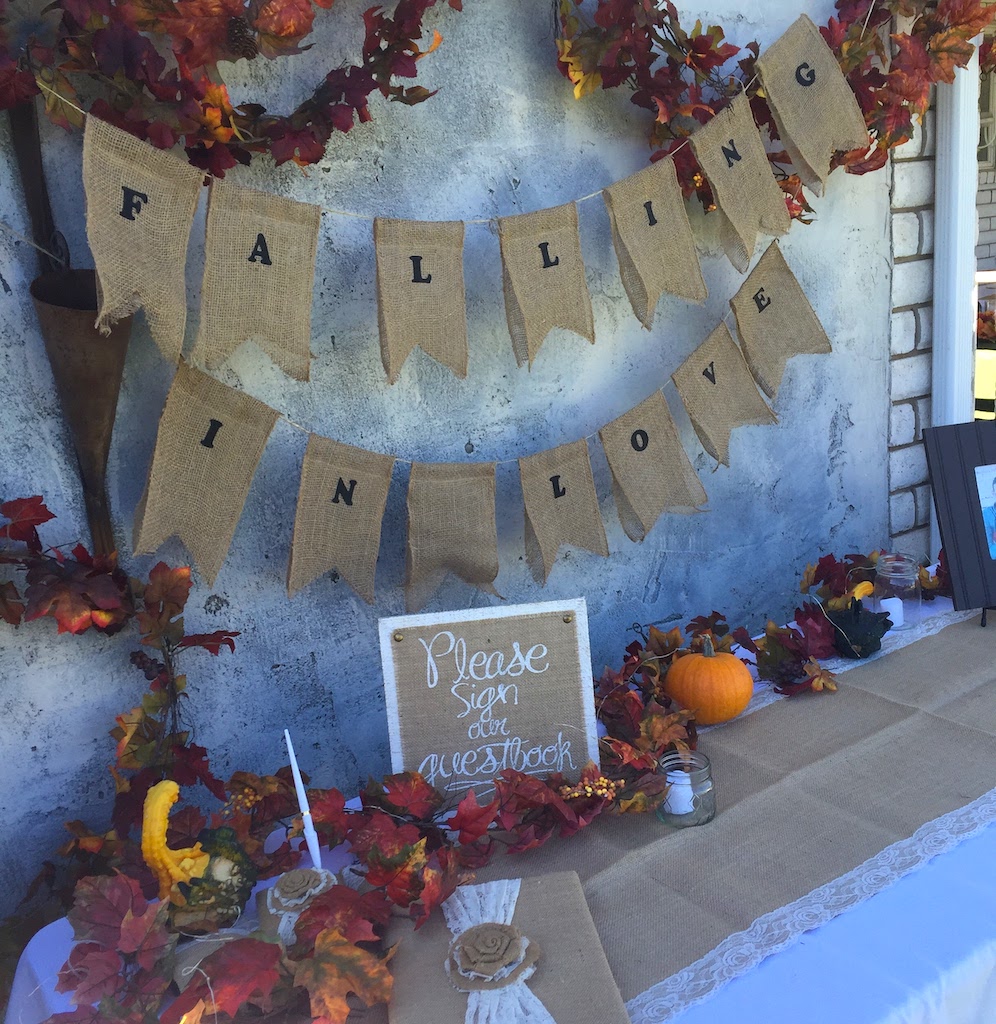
[194,179,321,381]
[133,362,278,585]
[288,436,395,603]
[729,242,832,400]
[498,202,595,368]
[757,15,870,193]
[599,391,707,541]
[690,94,791,273]
[375,218,468,383]
[82,118,203,363]
[671,322,777,466]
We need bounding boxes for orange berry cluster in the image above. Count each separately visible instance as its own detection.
[558,775,623,801]
[224,786,262,815]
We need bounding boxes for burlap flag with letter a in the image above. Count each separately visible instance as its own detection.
[83,117,203,363]
[690,94,790,273]
[288,436,395,603]
[498,203,595,367]
[375,218,468,383]
[519,440,608,583]
[729,242,832,400]
[194,179,321,381]
[757,15,869,193]
[599,391,707,541]
[133,361,278,585]
[671,322,777,466]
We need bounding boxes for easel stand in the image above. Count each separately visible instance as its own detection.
[980,608,996,627]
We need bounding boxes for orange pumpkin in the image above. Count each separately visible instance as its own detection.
[663,635,754,725]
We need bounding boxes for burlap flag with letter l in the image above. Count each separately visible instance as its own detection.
[375,218,468,383]
[690,94,791,273]
[729,242,832,400]
[194,179,321,381]
[133,361,278,585]
[83,118,203,363]
[288,436,396,603]
[671,322,777,466]
[498,202,595,368]
[599,391,707,541]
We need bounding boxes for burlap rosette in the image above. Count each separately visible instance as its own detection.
[256,867,337,945]
[446,922,541,992]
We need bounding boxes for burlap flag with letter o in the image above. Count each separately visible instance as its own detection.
[288,436,395,603]
[194,179,321,381]
[405,462,500,612]
[671,322,776,466]
[519,440,608,583]
[729,242,832,400]
[83,118,203,363]
[599,391,707,541]
[690,94,791,273]
[603,157,707,327]
[375,218,468,383]
[133,361,278,585]
[757,15,869,193]
[498,202,595,367]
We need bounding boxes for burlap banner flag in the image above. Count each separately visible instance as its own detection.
[519,440,608,583]
[375,218,468,383]
[133,362,278,585]
[730,242,832,400]
[288,436,395,602]
[603,156,707,327]
[690,94,791,273]
[671,322,776,466]
[757,15,870,193]
[82,118,203,362]
[498,202,595,368]
[194,179,321,381]
[599,391,707,541]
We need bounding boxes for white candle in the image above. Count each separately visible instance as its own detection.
[880,597,904,629]
[663,769,696,815]
[284,729,323,872]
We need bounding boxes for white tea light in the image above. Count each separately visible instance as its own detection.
[880,596,904,630]
[284,728,323,872]
[663,770,696,815]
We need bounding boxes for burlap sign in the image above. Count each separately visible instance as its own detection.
[730,242,832,400]
[287,435,395,602]
[671,322,776,465]
[603,156,707,327]
[519,440,608,584]
[690,94,791,273]
[194,179,321,381]
[757,15,870,192]
[498,203,595,367]
[599,391,707,541]
[133,361,278,584]
[375,218,468,383]
[82,117,203,362]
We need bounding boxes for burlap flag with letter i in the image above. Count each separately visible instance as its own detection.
[133,362,278,585]
[519,440,608,583]
[288,436,395,603]
[690,94,790,273]
[603,157,707,327]
[729,242,832,400]
[498,202,595,367]
[671,322,776,466]
[82,118,203,363]
[194,179,321,381]
[599,391,707,541]
[375,218,468,383]
[756,15,869,193]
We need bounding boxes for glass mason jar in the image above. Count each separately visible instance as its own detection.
[656,750,716,827]
[872,552,921,631]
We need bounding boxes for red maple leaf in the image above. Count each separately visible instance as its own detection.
[447,790,499,845]
[66,874,147,949]
[347,811,422,859]
[168,742,227,802]
[409,848,461,928]
[291,886,392,951]
[178,630,240,655]
[166,804,207,848]
[365,771,442,820]
[56,943,123,1005]
[116,902,174,972]
[267,125,329,166]
[792,602,839,659]
[0,496,55,550]
[0,60,40,111]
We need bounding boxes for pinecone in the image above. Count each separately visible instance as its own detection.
[227,16,259,60]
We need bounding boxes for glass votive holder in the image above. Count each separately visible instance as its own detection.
[872,552,921,631]
[656,750,716,827]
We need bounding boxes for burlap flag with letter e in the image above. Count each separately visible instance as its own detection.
[405,462,500,613]
[599,391,707,541]
[288,436,395,603]
[498,202,595,367]
[82,118,203,363]
[603,157,707,327]
[690,94,791,273]
[730,242,832,400]
[194,179,321,381]
[375,218,468,383]
[757,15,869,193]
[671,322,776,466]
[133,362,278,585]
[519,440,608,583]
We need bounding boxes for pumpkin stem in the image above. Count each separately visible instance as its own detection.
[701,634,716,657]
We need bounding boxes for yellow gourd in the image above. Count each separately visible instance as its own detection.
[141,779,210,900]
[663,635,754,726]
[825,579,874,611]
